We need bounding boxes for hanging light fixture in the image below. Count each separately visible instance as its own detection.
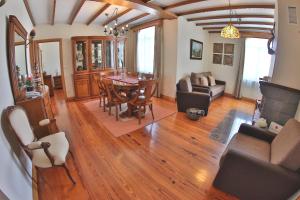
[221,0,240,39]
[104,8,129,37]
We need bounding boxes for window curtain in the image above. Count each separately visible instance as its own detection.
[153,25,163,97]
[125,30,137,72]
[234,38,246,99]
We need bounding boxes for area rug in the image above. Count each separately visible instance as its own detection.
[209,109,252,144]
[82,100,176,137]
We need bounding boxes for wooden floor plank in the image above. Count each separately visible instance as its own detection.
[39,90,254,200]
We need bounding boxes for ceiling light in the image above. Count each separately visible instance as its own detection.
[221,0,240,39]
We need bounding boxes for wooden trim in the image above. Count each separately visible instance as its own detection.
[86,3,110,25]
[69,0,86,25]
[164,0,206,10]
[34,38,67,100]
[241,97,256,103]
[188,14,274,21]
[117,13,149,28]
[91,0,177,19]
[177,4,275,16]
[32,167,38,200]
[23,0,36,26]
[51,0,56,25]
[196,21,274,26]
[161,94,176,102]
[102,8,132,26]
[131,19,162,31]
[208,31,272,39]
[203,26,272,31]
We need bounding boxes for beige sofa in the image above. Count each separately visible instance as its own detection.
[191,72,226,100]
[213,119,300,200]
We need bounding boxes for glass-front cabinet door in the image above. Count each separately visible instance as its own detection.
[90,40,103,70]
[117,40,125,68]
[105,40,115,69]
[74,40,88,72]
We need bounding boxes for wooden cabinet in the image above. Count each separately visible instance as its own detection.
[74,74,90,98]
[17,86,57,139]
[43,75,54,96]
[72,36,126,99]
[53,75,62,89]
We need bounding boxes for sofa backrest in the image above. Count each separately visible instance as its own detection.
[271,118,300,171]
[178,77,192,92]
[191,72,212,85]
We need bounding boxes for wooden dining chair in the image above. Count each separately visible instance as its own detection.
[127,71,139,77]
[129,79,158,124]
[4,106,76,184]
[102,79,128,121]
[141,73,154,80]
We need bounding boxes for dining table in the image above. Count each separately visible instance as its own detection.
[104,74,140,118]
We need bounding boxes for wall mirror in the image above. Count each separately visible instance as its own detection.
[7,15,28,102]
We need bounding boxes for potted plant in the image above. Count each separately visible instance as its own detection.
[26,76,34,92]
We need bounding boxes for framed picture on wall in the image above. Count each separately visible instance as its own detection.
[190,39,203,60]
[213,54,223,64]
[224,43,234,54]
[223,55,234,66]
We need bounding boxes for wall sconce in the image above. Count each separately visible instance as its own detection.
[25,29,36,46]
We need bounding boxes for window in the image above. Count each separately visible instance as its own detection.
[137,26,155,73]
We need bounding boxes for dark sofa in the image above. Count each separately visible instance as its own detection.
[213,119,300,200]
[176,77,211,115]
[191,72,226,100]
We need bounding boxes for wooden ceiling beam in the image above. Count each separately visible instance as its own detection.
[196,21,274,26]
[177,4,275,16]
[69,0,86,25]
[102,8,132,26]
[23,0,36,26]
[188,14,274,21]
[203,26,272,31]
[163,0,206,10]
[117,13,150,28]
[51,0,56,25]
[208,30,272,39]
[86,3,110,25]
[91,0,177,19]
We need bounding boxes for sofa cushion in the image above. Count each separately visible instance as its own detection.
[179,77,192,92]
[221,133,271,164]
[210,85,225,96]
[191,72,213,85]
[200,77,209,86]
[208,75,216,86]
[271,119,300,171]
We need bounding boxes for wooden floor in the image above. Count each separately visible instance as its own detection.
[38,90,255,200]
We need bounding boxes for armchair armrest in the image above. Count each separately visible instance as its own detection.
[193,86,210,94]
[214,149,300,200]
[39,118,56,126]
[215,80,226,85]
[176,91,210,114]
[238,123,276,143]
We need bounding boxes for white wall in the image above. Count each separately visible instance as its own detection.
[272,0,300,90]
[39,42,61,78]
[0,1,33,199]
[35,24,106,97]
[176,17,209,82]
[162,19,178,98]
[207,34,244,94]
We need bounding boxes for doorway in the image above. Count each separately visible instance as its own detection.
[33,39,66,100]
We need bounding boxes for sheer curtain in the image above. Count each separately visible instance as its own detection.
[241,38,272,99]
[137,26,155,73]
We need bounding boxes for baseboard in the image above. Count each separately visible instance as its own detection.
[32,166,39,200]
[160,94,176,102]
[66,97,76,102]
[224,93,256,103]
[224,93,235,98]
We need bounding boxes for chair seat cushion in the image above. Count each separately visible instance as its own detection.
[32,132,69,168]
[221,133,271,164]
[210,85,225,96]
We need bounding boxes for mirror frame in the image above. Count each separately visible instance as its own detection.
[7,15,28,102]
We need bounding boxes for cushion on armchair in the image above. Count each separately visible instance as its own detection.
[271,119,300,171]
[178,77,192,92]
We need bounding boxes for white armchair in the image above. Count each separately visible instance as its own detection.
[5,105,75,184]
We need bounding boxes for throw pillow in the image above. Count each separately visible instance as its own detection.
[200,76,209,86]
[208,75,216,86]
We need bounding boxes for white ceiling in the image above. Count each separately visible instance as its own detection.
[27,0,276,30]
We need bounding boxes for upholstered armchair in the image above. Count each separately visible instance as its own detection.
[4,106,76,184]
[176,77,211,115]
[213,119,300,200]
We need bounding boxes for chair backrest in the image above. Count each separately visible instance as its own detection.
[271,118,300,171]
[102,78,114,101]
[178,77,192,92]
[6,106,35,146]
[141,73,154,80]
[138,79,158,102]
[127,71,139,77]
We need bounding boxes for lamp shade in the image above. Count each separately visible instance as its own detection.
[221,24,240,39]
